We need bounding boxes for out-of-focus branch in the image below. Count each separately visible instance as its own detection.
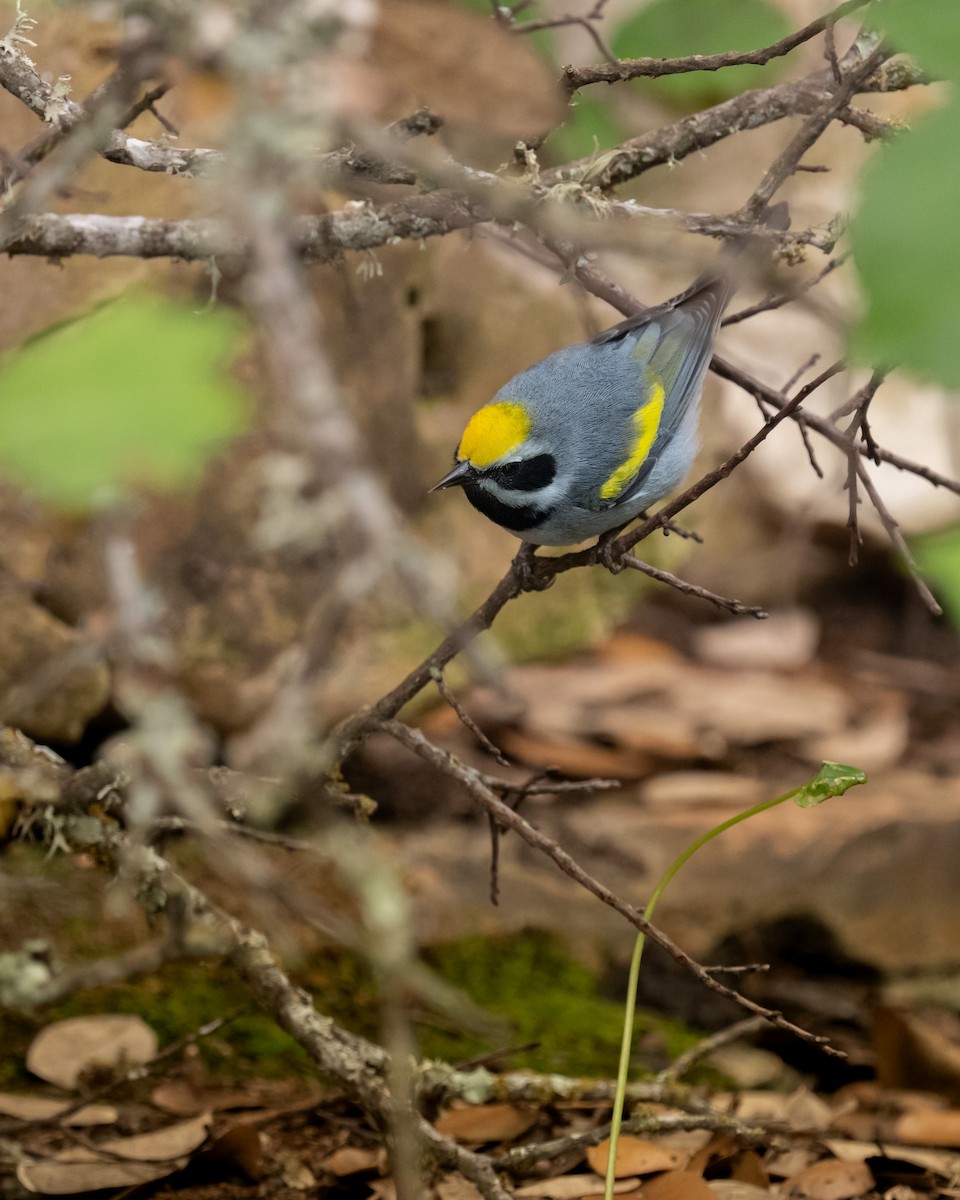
[561,0,869,91]
[0,31,218,175]
[0,46,923,262]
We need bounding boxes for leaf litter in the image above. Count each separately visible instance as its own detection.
[9,1000,960,1200]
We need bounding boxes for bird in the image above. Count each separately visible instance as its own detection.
[431,208,786,550]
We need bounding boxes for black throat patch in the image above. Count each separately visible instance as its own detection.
[462,481,554,533]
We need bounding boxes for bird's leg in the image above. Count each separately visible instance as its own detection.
[596,528,627,574]
[596,512,647,574]
[513,541,554,591]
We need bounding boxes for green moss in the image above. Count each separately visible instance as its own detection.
[0,963,312,1088]
[0,931,704,1090]
[420,929,702,1077]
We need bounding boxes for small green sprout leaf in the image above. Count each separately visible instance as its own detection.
[792,762,867,809]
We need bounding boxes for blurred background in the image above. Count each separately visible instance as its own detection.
[1,0,960,1103]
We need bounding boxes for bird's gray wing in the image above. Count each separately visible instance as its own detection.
[596,276,729,512]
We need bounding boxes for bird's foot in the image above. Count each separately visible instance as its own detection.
[514,542,554,591]
[596,530,627,574]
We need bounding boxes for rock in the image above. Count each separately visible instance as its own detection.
[694,610,820,672]
[394,768,960,973]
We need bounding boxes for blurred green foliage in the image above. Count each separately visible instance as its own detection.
[911,525,960,627]
[611,0,791,109]
[0,294,249,510]
[867,0,960,83]
[851,0,960,387]
[542,94,628,164]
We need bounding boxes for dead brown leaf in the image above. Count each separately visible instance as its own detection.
[27,1014,157,1090]
[436,1103,538,1143]
[586,1136,688,1178]
[894,1108,960,1147]
[436,1174,486,1200]
[515,1175,637,1199]
[323,1146,382,1176]
[496,729,652,780]
[782,1158,873,1200]
[733,1088,833,1131]
[0,1091,116,1125]
[594,633,685,665]
[640,1169,718,1200]
[763,1145,817,1180]
[708,1183,773,1200]
[16,1112,210,1195]
[369,1179,399,1200]
[585,710,724,762]
[151,1079,264,1115]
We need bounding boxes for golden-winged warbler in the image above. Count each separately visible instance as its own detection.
[431,206,787,547]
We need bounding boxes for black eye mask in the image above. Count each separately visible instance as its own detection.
[489,454,556,492]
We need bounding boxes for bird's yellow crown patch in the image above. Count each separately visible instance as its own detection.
[599,382,665,501]
[458,401,531,468]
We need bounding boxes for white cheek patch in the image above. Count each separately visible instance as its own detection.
[481,475,568,508]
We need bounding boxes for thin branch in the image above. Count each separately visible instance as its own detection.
[740,44,888,221]
[495,1108,769,1175]
[857,461,942,616]
[657,1016,768,1084]
[431,667,511,768]
[515,0,617,65]
[722,255,847,326]
[621,554,768,618]
[561,0,869,90]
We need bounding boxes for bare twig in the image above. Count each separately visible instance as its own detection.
[432,667,511,768]
[857,462,942,616]
[561,0,869,91]
[621,555,768,618]
[495,1108,769,1174]
[722,255,847,326]
[740,45,888,221]
[657,1016,769,1084]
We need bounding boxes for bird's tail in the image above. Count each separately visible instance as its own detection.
[677,200,791,312]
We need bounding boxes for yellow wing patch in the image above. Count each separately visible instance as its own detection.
[458,401,531,468]
[599,382,665,501]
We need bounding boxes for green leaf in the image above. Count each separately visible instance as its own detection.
[0,294,249,510]
[867,0,960,81]
[850,102,960,386]
[611,0,791,110]
[542,96,627,164]
[793,762,867,808]
[911,523,960,627]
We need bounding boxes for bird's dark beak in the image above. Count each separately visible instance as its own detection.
[430,460,474,492]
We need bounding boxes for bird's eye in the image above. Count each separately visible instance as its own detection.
[499,461,521,478]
